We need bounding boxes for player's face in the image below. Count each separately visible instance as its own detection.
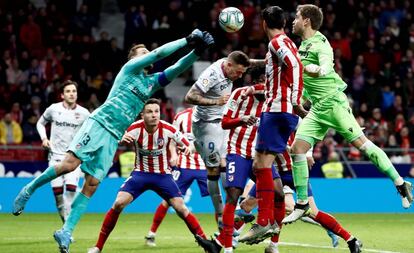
[61,84,77,105]
[143,104,160,127]
[134,47,150,58]
[292,11,305,36]
[225,61,248,81]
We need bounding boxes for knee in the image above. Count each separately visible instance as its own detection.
[225,193,239,206]
[113,200,126,212]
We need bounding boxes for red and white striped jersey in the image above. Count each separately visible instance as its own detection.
[127,120,190,174]
[264,33,303,114]
[173,108,206,170]
[223,85,264,159]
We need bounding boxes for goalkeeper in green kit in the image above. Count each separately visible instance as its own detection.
[282,4,413,226]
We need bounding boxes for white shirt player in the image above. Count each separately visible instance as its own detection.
[193,59,233,122]
[37,102,90,159]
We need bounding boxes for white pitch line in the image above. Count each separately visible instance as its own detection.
[0,236,405,253]
[276,241,403,253]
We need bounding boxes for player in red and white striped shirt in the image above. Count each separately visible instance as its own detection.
[89,99,206,253]
[239,126,360,253]
[145,107,209,246]
[236,6,307,245]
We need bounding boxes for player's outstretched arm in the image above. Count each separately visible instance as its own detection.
[123,29,205,73]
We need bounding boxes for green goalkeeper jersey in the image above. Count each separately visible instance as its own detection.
[298,31,347,106]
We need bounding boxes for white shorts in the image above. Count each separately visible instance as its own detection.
[192,120,228,167]
[49,154,82,188]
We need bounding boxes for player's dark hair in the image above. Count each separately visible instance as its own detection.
[144,98,161,109]
[261,6,286,30]
[248,66,265,83]
[60,80,78,93]
[128,44,147,60]
[297,4,323,30]
[228,51,250,67]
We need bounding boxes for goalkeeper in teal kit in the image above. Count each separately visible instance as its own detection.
[13,29,214,253]
[282,4,413,229]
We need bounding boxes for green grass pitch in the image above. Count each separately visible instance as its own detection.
[0,213,413,253]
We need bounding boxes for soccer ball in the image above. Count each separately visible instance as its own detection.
[218,7,244,33]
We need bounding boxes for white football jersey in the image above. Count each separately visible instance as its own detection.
[37,102,90,157]
[193,59,233,121]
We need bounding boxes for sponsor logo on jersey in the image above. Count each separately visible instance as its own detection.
[138,149,163,156]
[55,121,79,128]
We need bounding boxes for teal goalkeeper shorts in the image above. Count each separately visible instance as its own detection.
[296,91,363,146]
[68,118,118,182]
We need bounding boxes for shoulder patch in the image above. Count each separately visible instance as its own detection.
[229,100,238,111]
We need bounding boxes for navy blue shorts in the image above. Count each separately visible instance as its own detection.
[255,112,299,153]
[176,169,209,197]
[120,171,182,201]
[248,170,313,197]
[226,154,280,189]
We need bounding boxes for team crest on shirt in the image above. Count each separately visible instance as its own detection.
[157,138,164,147]
[74,112,80,119]
[228,175,234,182]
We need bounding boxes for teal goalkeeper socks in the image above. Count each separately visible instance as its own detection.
[292,160,309,203]
[63,192,90,233]
[26,166,57,194]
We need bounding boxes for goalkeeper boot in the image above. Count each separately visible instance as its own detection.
[12,186,31,216]
[397,181,413,209]
[195,235,222,253]
[87,247,101,253]
[234,209,255,223]
[54,228,72,253]
[282,203,311,224]
[145,234,156,247]
[347,238,362,253]
[239,222,273,244]
[326,230,339,248]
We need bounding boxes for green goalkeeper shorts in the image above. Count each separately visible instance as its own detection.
[296,92,363,146]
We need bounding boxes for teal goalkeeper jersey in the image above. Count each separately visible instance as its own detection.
[90,68,161,140]
[298,31,347,105]
[90,38,196,140]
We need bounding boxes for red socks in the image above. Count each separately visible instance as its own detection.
[314,211,352,241]
[96,208,121,250]
[256,168,275,226]
[150,204,169,233]
[271,201,285,242]
[217,203,236,248]
[184,213,206,239]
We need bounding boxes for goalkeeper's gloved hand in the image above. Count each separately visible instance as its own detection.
[186,29,203,47]
[194,31,215,56]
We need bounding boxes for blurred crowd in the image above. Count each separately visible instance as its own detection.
[0,0,413,163]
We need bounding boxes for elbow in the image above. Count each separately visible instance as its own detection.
[184,94,192,104]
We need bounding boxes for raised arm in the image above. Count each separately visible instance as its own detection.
[303,40,334,78]
[123,29,207,74]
